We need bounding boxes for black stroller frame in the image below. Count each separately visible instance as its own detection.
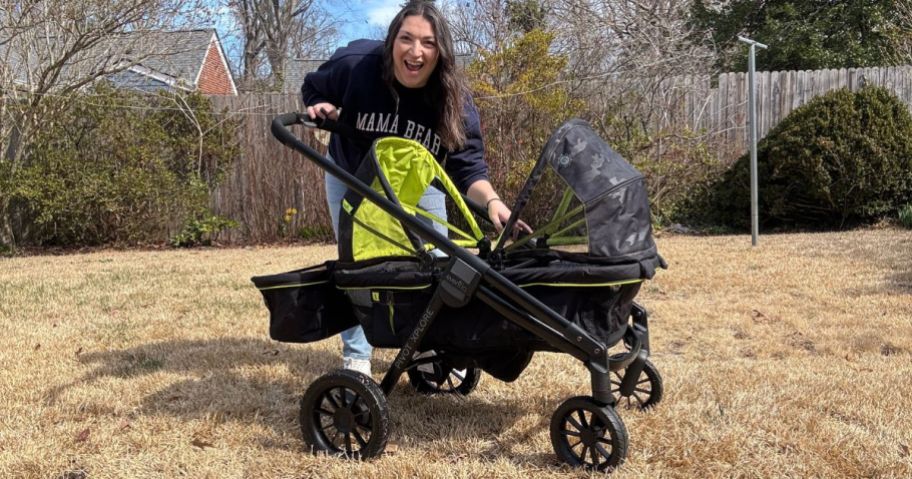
[266,112,662,471]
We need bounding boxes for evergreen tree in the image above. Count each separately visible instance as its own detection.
[691,0,911,71]
[506,0,548,33]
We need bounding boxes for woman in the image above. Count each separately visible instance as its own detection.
[302,1,528,376]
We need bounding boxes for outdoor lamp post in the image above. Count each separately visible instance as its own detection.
[738,36,768,247]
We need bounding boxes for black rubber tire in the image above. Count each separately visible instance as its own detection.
[407,360,481,396]
[610,359,663,410]
[300,369,390,459]
[550,396,629,472]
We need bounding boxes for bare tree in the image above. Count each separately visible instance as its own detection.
[449,0,715,117]
[224,0,338,91]
[229,0,267,90]
[548,1,714,87]
[891,1,912,64]
[446,0,723,219]
[547,1,727,219]
[447,0,515,54]
[0,0,206,246]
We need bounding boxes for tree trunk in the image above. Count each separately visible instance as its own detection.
[0,122,22,249]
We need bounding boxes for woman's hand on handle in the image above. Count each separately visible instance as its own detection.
[467,179,532,239]
[306,102,340,121]
[487,199,532,239]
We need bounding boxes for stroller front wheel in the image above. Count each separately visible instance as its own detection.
[610,358,663,410]
[550,396,628,472]
[299,369,391,459]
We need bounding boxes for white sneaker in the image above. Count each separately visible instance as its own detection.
[343,357,372,377]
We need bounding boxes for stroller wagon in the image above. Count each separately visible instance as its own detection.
[253,114,666,471]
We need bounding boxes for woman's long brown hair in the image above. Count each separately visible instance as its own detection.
[383,1,467,151]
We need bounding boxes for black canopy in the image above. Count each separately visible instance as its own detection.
[539,119,659,264]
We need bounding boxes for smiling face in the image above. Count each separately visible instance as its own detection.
[391,15,439,88]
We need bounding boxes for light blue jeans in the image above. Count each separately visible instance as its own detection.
[325,164,447,361]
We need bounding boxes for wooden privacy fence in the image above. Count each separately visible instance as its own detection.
[210,65,912,243]
[660,65,912,158]
[209,94,334,243]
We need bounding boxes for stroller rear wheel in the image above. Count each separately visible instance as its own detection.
[407,359,480,395]
[610,358,663,410]
[299,369,390,459]
[550,396,628,471]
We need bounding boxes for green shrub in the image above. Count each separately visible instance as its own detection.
[170,214,238,247]
[899,204,912,229]
[610,125,721,227]
[708,86,912,230]
[10,84,238,246]
[297,225,334,241]
[468,29,583,221]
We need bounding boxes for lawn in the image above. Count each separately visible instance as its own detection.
[1,228,910,478]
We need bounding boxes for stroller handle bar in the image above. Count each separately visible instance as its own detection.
[282,112,492,222]
[271,113,643,376]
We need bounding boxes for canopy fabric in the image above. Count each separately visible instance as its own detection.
[540,119,660,264]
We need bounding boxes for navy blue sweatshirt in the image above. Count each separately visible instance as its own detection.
[301,39,488,193]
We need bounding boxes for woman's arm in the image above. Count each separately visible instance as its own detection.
[467,179,532,235]
[301,41,377,118]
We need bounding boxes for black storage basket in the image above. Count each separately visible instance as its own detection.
[251,261,356,343]
[335,261,638,352]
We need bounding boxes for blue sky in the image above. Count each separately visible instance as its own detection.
[326,0,403,43]
[211,0,403,64]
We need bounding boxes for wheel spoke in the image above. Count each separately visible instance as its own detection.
[327,426,342,445]
[348,392,362,411]
[344,432,353,453]
[637,377,650,385]
[352,428,369,448]
[355,420,373,433]
[566,415,584,431]
[353,407,371,421]
[451,370,466,382]
[319,415,334,429]
[326,389,342,409]
[355,415,374,433]
[315,407,334,417]
[595,442,613,459]
[633,393,645,406]
[634,386,651,394]
[560,428,582,438]
[319,396,337,414]
[576,410,590,429]
[344,389,357,408]
[445,374,456,391]
[590,444,601,465]
[340,388,353,408]
[579,445,590,462]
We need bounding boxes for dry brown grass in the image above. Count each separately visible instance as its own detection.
[1,229,911,478]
